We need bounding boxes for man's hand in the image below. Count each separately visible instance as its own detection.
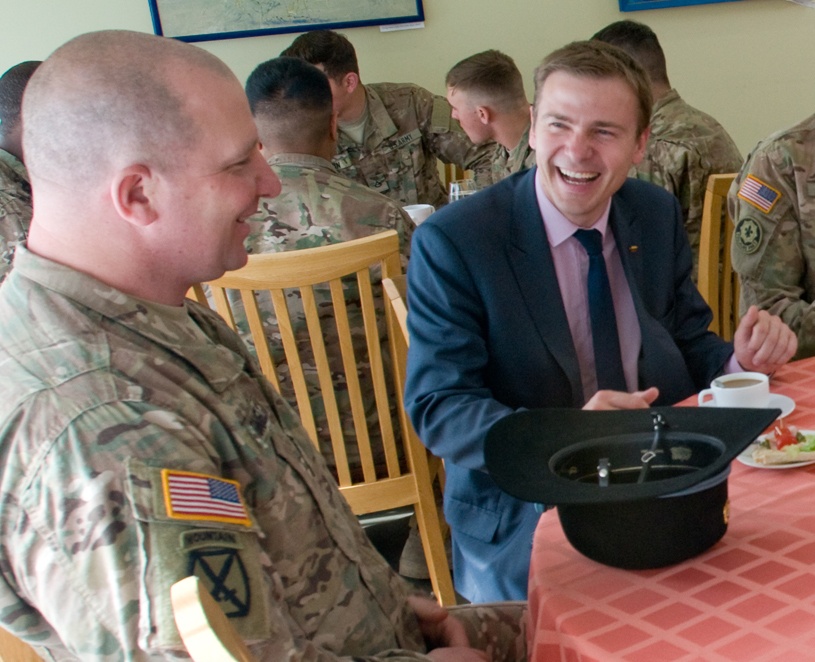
[583,387,659,410]
[733,306,797,373]
[407,595,469,648]
[406,595,488,661]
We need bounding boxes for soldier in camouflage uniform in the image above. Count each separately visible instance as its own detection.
[445,50,536,183]
[729,113,815,359]
[0,30,526,660]
[243,56,412,478]
[0,61,40,283]
[282,30,495,209]
[592,21,742,281]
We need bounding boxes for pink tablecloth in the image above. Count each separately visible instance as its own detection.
[528,357,815,661]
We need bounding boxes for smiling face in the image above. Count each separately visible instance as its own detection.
[157,68,281,285]
[530,70,648,228]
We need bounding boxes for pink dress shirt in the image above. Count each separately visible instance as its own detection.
[534,177,740,403]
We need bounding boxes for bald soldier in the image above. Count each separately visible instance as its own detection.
[0,60,40,282]
[0,30,524,661]
[729,115,815,359]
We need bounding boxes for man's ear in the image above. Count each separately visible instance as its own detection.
[343,72,360,95]
[110,164,158,227]
[631,126,651,166]
[476,105,491,125]
[329,111,339,143]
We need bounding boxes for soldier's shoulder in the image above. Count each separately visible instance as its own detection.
[369,81,431,106]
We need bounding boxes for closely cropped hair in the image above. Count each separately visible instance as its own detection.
[0,61,41,137]
[23,31,234,186]
[533,40,653,136]
[245,57,333,147]
[591,20,669,87]
[445,50,527,112]
[280,30,359,80]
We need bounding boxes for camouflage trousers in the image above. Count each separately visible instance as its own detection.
[449,601,528,662]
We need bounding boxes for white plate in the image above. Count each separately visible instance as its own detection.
[738,429,815,469]
[700,393,795,419]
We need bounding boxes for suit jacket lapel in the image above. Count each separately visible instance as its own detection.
[609,191,648,331]
[507,170,583,405]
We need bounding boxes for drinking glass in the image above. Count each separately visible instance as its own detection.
[448,178,478,203]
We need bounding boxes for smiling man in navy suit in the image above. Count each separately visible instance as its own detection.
[404,40,797,604]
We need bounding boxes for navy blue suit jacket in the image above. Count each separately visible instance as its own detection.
[404,168,733,601]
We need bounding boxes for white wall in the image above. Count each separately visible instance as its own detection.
[3,0,814,155]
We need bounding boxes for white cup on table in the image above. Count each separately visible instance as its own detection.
[403,204,435,226]
[697,372,770,408]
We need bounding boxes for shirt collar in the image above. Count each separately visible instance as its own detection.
[12,246,246,391]
[534,173,612,247]
[266,152,336,172]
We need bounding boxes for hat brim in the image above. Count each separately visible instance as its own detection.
[484,406,779,504]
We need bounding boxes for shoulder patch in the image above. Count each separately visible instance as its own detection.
[734,218,763,255]
[737,174,781,214]
[162,469,252,526]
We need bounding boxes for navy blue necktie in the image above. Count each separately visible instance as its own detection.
[573,229,627,392]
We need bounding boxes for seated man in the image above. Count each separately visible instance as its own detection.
[592,20,742,281]
[445,50,536,182]
[404,40,796,603]
[0,60,40,282]
[281,29,494,209]
[0,29,523,660]
[729,113,815,358]
[243,55,411,478]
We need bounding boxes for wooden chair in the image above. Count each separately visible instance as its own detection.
[0,627,43,662]
[698,173,740,342]
[382,275,446,497]
[190,231,455,605]
[171,576,256,662]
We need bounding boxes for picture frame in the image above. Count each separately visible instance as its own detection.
[619,0,740,10]
[148,0,425,43]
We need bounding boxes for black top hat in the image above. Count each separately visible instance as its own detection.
[485,406,779,505]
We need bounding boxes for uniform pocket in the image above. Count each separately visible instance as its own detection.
[125,459,271,651]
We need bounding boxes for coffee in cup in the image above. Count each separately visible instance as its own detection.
[697,372,770,408]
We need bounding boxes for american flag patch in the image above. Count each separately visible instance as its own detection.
[737,175,781,214]
[162,470,251,526]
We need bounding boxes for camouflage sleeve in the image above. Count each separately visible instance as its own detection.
[728,142,815,358]
[0,399,438,661]
[0,195,31,283]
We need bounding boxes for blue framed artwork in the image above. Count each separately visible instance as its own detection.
[148,0,425,43]
[619,0,740,10]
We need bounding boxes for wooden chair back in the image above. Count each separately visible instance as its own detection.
[190,232,455,605]
[0,627,43,661]
[383,275,447,498]
[698,173,740,341]
[171,576,256,662]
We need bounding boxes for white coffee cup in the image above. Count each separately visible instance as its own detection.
[697,372,770,408]
[403,204,435,226]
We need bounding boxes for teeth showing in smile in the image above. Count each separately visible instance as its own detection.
[559,168,600,184]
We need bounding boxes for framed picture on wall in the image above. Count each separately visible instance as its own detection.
[619,0,740,10]
[148,0,425,43]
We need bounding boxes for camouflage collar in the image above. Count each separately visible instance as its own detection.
[11,247,245,391]
[266,153,336,173]
[361,84,398,141]
[0,148,28,183]
[651,88,681,117]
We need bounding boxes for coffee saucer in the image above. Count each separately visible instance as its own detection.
[700,393,795,419]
